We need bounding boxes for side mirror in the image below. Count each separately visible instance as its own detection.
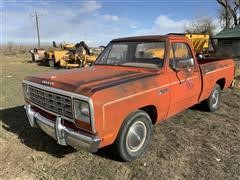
[99,46,105,51]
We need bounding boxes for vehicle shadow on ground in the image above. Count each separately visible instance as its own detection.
[26,60,47,66]
[190,103,208,112]
[0,105,120,161]
[0,105,76,158]
[0,104,209,162]
[94,145,122,162]
[26,60,62,69]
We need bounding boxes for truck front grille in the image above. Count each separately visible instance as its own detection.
[29,86,73,119]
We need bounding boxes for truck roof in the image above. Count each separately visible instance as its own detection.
[111,35,186,43]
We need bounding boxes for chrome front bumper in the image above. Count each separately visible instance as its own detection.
[24,104,100,152]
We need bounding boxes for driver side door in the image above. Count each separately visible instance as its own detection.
[167,41,201,117]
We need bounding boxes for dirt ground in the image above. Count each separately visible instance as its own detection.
[0,54,240,180]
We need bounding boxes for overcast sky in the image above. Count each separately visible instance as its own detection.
[2,0,220,46]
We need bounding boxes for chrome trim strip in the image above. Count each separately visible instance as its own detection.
[35,111,55,128]
[24,105,100,152]
[24,104,37,127]
[23,80,96,132]
[55,116,67,145]
[89,98,95,132]
[23,80,90,101]
[205,66,234,75]
[102,76,200,123]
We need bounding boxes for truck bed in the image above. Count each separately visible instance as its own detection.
[198,58,235,102]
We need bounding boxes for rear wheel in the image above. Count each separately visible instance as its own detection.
[114,110,153,162]
[205,84,221,112]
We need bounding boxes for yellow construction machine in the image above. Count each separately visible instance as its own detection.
[29,48,47,62]
[47,41,97,68]
[168,33,211,55]
[30,41,97,68]
[184,34,210,54]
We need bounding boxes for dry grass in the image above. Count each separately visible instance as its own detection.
[0,53,240,179]
[234,58,240,88]
[0,43,52,56]
[0,54,51,109]
[0,43,29,56]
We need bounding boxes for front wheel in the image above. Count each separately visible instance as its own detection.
[205,84,221,112]
[114,110,153,162]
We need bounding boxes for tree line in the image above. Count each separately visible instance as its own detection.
[184,0,239,35]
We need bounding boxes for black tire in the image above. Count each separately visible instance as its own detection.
[44,59,49,66]
[114,110,153,162]
[49,59,55,68]
[205,84,221,112]
[31,53,35,62]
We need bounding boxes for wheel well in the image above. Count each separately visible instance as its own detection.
[216,78,226,90]
[140,105,158,124]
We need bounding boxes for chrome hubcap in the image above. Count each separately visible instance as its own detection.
[126,121,147,152]
[212,89,219,108]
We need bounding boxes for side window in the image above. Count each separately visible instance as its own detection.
[170,43,194,69]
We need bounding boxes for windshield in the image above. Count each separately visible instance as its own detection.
[95,41,165,69]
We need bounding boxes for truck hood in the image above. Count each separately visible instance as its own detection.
[25,65,159,97]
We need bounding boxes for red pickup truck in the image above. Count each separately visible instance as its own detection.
[23,35,235,161]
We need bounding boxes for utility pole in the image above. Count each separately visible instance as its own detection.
[35,11,40,48]
[30,11,41,48]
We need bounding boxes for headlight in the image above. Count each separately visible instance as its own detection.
[22,83,30,99]
[74,100,91,124]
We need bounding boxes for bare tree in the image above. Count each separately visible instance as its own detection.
[184,17,217,36]
[217,0,240,28]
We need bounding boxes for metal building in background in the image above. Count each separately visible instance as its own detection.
[213,25,240,58]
